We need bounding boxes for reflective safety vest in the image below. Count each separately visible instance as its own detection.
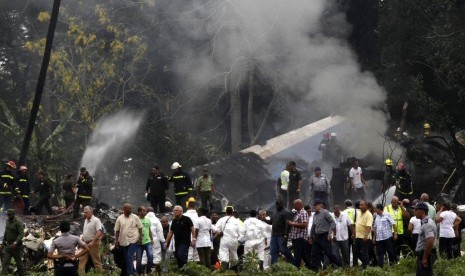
[384,204,404,235]
[77,175,93,199]
[0,170,14,195]
[15,175,30,198]
[344,208,356,224]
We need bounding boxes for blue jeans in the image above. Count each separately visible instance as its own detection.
[137,243,153,273]
[270,235,294,264]
[127,243,140,275]
[174,242,189,268]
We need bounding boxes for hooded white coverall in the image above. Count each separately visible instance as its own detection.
[142,212,165,265]
[184,209,200,262]
[215,215,242,263]
[240,217,268,261]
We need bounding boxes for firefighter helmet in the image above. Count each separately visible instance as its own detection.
[171,162,181,169]
[186,197,196,208]
[19,165,27,171]
[423,123,431,129]
[385,159,393,166]
[397,162,406,170]
[5,161,16,169]
[323,132,330,139]
[165,201,173,209]
[330,132,337,137]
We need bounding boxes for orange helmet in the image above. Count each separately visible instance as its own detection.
[5,161,16,169]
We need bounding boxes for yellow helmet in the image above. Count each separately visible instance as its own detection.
[185,197,196,208]
[385,159,393,166]
[423,123,431,129]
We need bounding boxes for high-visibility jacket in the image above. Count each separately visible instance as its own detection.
[77,174,93,199]
[169,171,193,196]
[384,204,404,235]
[0,169,14,196]
[14,174,30,198]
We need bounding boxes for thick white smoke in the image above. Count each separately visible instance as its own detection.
[166,0,388,157]
[80,110,144,176]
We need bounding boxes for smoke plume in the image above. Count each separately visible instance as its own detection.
[160,0,388,158]
[80,110,144,176]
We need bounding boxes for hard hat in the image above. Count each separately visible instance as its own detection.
[330,132,337,137]
[385,159,393,166]
[19,165,27,171]
[171,162,181,170]
[186,197,196,208]
[224,205,234,212]
[397,162,405,170]
[323,132,330,139]
[5,161,16,169]
[423,123,431,129]
[165,201,173,208]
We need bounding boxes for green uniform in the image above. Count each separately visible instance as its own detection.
[1,217,24,275]
[196,176,214,192]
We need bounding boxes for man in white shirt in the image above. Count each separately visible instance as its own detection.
[184,199,200,262]
[195,207,213,269]
[241,210,268,270]
[214,206,242,271]
[331,205,353,267]
[79,206,104,275]
[258,210,272,270]
[349,160,366,200]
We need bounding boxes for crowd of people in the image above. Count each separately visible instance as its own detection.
[1,155,464,276]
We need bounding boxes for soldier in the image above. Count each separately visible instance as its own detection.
[1,209,24,276]
[196,168,215,211]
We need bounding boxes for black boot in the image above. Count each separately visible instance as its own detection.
[220,262,229,272]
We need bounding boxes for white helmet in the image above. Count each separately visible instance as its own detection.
[165,201,173,208]
[330,132,337,137]
[171,162,181,169]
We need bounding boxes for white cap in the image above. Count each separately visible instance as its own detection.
[165,201,173,208]
[171,162,181,169]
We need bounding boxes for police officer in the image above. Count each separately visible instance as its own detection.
[169,162,193,211]
[73,167,93,219]
[1,209,24,276]
[48,220,89,276]
[309,167,331,207]
[0,161,16,210]
[413,202,437,276]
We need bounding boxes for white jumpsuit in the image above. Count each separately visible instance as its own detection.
[216,215,242,262]
[183,209,200,262]
[240,217,268,261]
[142,212,165,265]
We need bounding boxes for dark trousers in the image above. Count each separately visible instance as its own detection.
[311,233,341,272]
[197,247,212,269]
[211,236,220,265]
[120,245,129,276]
[35,198,53,215]
[64,195,74,208]
[174,243,189,269]
[354,187,366,200]
[353,238,370,268]
[439,237,454,259]
[376,237,396,267]
[303,240,312,269]
[150,194,165,214]
[416,250,433,276]
[54,265,77,276]
[199,191,213,211]
[313,191,328,207]
[291,238,306,268]
[0,195,12,210]
[332,239,350,266]
[22,197,30,215]
[410,234,419,252]
[175,195,189,211]
[287,190,299,209]
[1,245,23,276]
[73,197,91,218]
[270,235,294,264]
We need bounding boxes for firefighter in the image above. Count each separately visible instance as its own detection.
[0,161,16,211]
[423,123,431,138]
[318,132,330,160]
[382,159,396,193]
[73,167,93,219]
[169,162,193,211]
[394,163,413,202]
[14,166,30,214]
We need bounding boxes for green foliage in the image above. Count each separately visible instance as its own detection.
[180,261,213,276]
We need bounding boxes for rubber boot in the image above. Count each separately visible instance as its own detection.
[259,260,264,271]
[220,262,229,272]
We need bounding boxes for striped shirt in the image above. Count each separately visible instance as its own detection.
[374,212,394,241]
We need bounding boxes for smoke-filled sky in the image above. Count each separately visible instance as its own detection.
[160,0,388,157]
